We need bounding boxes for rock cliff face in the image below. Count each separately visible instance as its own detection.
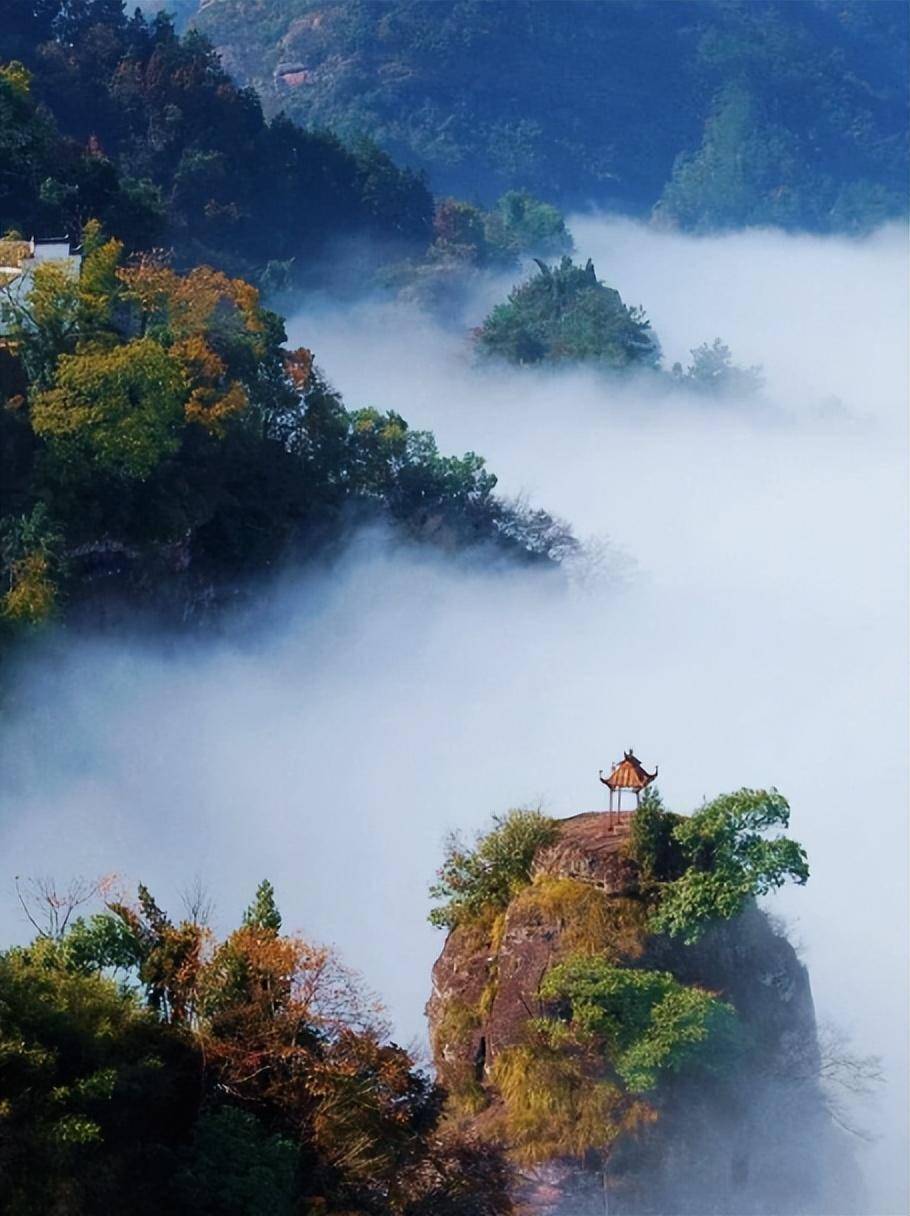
[427,812,860,1216]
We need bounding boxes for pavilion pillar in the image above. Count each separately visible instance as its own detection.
[598,749,658,820]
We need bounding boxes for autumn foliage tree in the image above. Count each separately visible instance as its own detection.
[0,217,567,636]
[7,229,276,480]
[31,336,187,477]
[0,876,514,1213]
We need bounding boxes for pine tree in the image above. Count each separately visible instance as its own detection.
[242,879,282,934]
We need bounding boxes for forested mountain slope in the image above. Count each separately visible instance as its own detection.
[192,0,909,232]
[0,0,581,638]
[1,0,433,285]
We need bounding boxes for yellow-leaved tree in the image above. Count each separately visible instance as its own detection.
[118,258,270,436]
[31,337,188,478]
[14,226,279,477]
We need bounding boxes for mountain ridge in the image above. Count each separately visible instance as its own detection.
[193,0,909,232]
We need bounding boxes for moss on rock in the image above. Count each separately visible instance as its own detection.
[511,877,649,960]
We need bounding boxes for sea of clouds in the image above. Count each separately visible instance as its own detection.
[1,217,906,1212]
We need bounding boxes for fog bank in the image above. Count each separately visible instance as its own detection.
[2,218,907,1211]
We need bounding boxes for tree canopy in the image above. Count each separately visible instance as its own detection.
[1,225,569,635]
[0,2,434,285]
[645,788,810,943]
[194,0,908,233]
[475,258,660,369]
[0,879,514,1214]
[673,337,765,398]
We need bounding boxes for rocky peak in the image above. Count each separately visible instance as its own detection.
[426,810,861,1215]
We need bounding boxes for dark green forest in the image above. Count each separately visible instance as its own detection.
[0,217,574,635]
[0,0,434,285]
[0,2,584,637]
[193,0,909,232]
[0,1,578,290]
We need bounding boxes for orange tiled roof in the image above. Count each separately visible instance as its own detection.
[602,749,657,790]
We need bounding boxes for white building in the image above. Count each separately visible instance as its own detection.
[0,237,83,333]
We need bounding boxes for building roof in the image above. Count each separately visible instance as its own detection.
[0,237,78,275]
[602,749,657,791]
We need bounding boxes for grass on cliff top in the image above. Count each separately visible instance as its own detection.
[428,809,558,930]
[511,877,649,961]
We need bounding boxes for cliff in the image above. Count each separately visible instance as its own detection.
[427,811,861,1215]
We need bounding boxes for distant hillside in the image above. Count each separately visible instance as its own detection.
[1,0,433,286]
[191,0,909,233]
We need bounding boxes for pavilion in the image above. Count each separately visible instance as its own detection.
[599,749,657,813]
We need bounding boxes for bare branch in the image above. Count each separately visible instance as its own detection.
[14,873,119,939]
[14,875,47,938]
[180,874,215,928]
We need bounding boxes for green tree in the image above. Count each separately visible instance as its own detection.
[31,336,187,478]
[1,224,128,385]
[674,337,764,397]
[429,809,558,929]
[476,258,660,369]
[483,190,573,261]
[63,910,146,977]
[0,62,57,230]
[174,1107,297,1216]
[242,879,282,934]
[539,955,739,1092]
[0,938,198,1215]
[628,787,685,883]
[650,788,809,943]
[2,260,81,389]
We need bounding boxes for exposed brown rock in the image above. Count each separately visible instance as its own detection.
[426,811,861,1215]
[484,892,561,1059]
[426,922,491,1092]
[531,810,638,893]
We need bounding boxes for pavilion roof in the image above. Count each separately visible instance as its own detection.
[603,749,657,790]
